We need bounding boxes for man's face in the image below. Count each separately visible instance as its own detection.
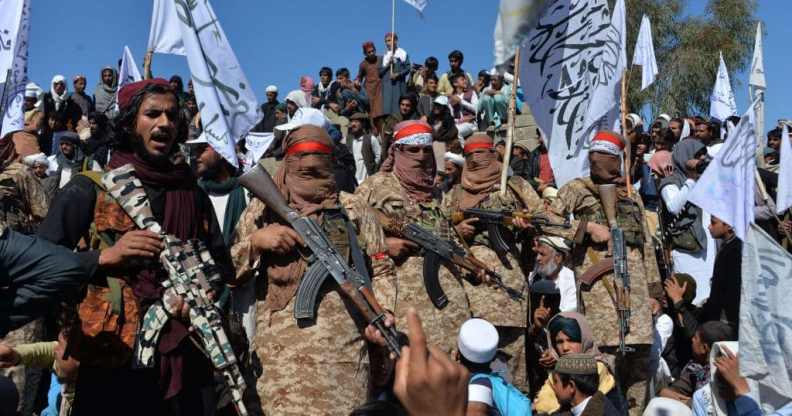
[101,70,114,86]
[444,160,460,177]
[512,147,526,160]
[708,216,732,239]
[551,373,575,406]
[399,99,413,117]
[432,103,444,117]
[53,81,66,95]
[364,47,377,59]
[89,117,99,135]
[384,35,396,50]
[533,243,560,278]
[286,101,298,117]
[185,99,198,115]
[426,78,438,94]
[589,152,622,184]
[266,91,277,103]
[670,121,683,139]
[73,78,86,93]
[60,141,75,158]
[768,135,781,151]
[453,76,467,91]
[495,143,505,161]
[193,143,222,178]
[337,73,349,83]
[695,123,710,141]
[23,96,35,111]
[32,163,47,178]
[491,76,503,90]
[169,80,180,91]
[187,80,194,95]
[449,57,461,71]
[134,92,179,162]
[349,119,363,135]
[320,72,331,85]
[691,331,709,361]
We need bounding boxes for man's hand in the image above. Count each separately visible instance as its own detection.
[448,95,461,106]
[538,349,557,369]
[684,159,701,180]
[659,387,691,404]
[511,215,532,230]
[99,230,164,269]
[386,237,418,259]
[250,224,304,255]
[311,96,320,106]
[778,220,792,236]
[532,296,551,330]
[715,346,751,397]
[0,344,20,368]
[454,217,479,240]
[664,276,688,305]
[394,308,468,416]
[364,313,396,355]
[586,222,611,244]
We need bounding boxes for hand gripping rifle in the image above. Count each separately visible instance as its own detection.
[599,184,633,356]
[377,212,524,309]
[238,164,406,358]
[102,165,248,416]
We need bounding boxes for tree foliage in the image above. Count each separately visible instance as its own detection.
[616,0,759,118]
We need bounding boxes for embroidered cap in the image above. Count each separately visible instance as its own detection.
[554,353,598,376]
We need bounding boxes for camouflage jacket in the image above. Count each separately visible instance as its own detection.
[0,161,49,234]
[546,177,661,347]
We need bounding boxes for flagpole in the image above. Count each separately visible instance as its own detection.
[500,49,521,197]
[621,71,633,197]
[390,0,396,78]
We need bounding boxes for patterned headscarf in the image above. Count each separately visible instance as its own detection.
[381,120,436,202]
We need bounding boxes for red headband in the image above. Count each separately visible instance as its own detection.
[463,141,493,154]
[592,131,625,149]
[285,141,333,156]
[394,122,433,142]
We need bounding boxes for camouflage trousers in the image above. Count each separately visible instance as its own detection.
[0,320,44,415]
[391,256,471,354]
[252,281,386,416]
[601,344,652,416]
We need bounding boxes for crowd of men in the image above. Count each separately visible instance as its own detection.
[0,31,791,416]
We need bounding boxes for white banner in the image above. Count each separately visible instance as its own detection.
[777,126,792,214]
[493,0,549,66]
[632,15,658,91]
[0,0,29,137]
[243,132,274,172]
[749,22,766,165]
[147,0,185,55]
[114,46,143,112]
[176,0,260,168]
[689,102,757,240]
[739,223,792,413]
[709,51,738,122]
[403,0,427,13]
[749,22,766,91]
[519,0,626,187]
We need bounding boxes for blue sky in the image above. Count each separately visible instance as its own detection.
[25,0,789,131]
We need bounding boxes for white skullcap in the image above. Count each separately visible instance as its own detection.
[25,82,41,98]
[626,113,643,128]
[444,152,464,166]
[657,113,672,123]
[22,152,49,168]
[642,398,692,416]
[457,123,475,140]
[275,107,329,131]
[458,318,499,364]
[538,236,571,253]
[433,95,449,106]
[265,85,278,93]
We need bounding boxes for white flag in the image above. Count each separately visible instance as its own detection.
[777,126,792,214]
[632,15,658,91]
[147,0,185,56]
[243,132,274,172]
[689,102,757,240]
[403,0,427,13]
[0,0,30,137]
[739,223,792,412]
[749,22,766,91]
[519,0,627,187]
[115,46,143,111]
[177,0,259,168]
[709,51,738,122]
[493,0,549,66]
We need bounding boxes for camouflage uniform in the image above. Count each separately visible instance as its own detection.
[231,194,397,416]
[353,172,471,354]
[0,161,49,415]
[442,176,542,388]
[547,177,661,415]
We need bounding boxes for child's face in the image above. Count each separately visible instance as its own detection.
[692,331,709,362]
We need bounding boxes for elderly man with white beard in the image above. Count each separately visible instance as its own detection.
[530,236,577,314]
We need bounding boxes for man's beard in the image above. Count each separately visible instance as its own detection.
[133,134,173,165]
[533,258,560,280]
[365,54,377,63]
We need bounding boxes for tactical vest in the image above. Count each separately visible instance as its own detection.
[570,180,645,249]
[73,171,141,368]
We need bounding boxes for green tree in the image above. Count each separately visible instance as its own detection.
[617,0,758,118]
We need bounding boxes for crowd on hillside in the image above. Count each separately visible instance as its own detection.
[0,31,791,416]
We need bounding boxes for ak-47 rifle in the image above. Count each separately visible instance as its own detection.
[102,165,248,416]
[599,184,633,356]
[239,164,406,358]
[450,208,571,267]
[377,212,524,309]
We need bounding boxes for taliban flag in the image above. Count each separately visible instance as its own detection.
[710,51,738,122]
[519,0,627,187]
[632,15,658,91]
[0,0,30,137]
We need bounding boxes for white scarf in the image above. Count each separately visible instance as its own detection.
[50,75,68,111]
[383,47,407,67]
